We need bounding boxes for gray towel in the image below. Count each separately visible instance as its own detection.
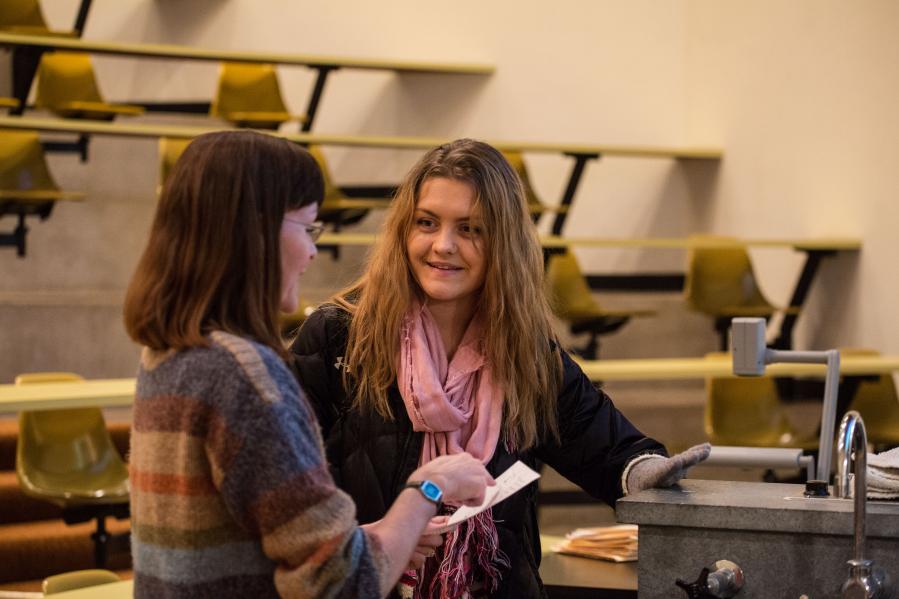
[867,446,899,499]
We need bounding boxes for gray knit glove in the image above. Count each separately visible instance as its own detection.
[625,443,711,495]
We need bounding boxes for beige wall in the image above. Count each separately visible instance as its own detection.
[0,0,894,383]
[685,0,899,355]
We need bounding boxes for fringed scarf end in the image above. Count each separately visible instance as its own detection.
[415,509,508,599]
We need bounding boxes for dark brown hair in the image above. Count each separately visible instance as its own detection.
[124,130,323,356]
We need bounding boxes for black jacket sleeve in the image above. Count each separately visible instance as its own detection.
[535,349,668,506]
[289,305,351,438]
[288,306,411,523]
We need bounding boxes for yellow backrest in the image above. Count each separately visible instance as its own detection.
[545,251,598,320]
[704,353,793,446]
[501,150,543,213]
[35,52,104,109]
[853,374,899,424]
[841,349,899,444]
[684,234,769,315]
[157,137,192,190]
[16,373,126,489]
[156,139,342,207]
[210,62,288,119]
[0,0,49,31]
[43,569,120,595]
[0,129,60,191]
[306,145,345,205]
[0,96,22,110]
[14,372,83,385]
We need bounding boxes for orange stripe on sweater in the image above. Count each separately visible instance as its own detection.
[131,468,217,496]
[306,531,348,568]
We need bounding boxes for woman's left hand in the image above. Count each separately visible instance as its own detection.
[407,516,455,569]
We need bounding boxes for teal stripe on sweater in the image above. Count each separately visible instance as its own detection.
[133,539,274,584]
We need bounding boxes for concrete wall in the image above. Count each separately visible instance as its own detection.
[0,1,894,388]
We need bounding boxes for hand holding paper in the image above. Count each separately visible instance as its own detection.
[433,461,540,533]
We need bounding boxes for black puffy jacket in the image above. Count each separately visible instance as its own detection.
[290,305,666,598]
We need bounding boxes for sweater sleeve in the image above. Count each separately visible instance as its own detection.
[206,334,389,599]
[535,349,668,506]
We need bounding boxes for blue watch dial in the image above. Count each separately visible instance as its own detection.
[420,480,443,503]
[406,479,444,508]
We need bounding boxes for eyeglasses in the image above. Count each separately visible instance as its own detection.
[284,217,326,243]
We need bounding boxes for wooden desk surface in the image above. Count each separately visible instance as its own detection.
[49,580,132,599]
[39,545,635,597]
[0,32,494,75]
[0,116,722,158]
[316,232,861,252]
[36,544,634,596]
[0,189,85,202]
[538,236,862,251]
[2,355,896,412]
[575,354,899,381]
[0,377,135,412]
[540,534,637,593]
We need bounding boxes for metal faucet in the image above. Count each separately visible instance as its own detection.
[836,410,892,598]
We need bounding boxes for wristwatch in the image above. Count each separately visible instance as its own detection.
[404,479,444,513]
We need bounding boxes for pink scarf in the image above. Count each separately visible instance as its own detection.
[398,301,507,599]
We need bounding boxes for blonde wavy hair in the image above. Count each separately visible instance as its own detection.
[335,139,562,449]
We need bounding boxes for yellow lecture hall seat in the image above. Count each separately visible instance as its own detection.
[43,569,120,595]
[156,136,192,191]
[704,353,818,450]
[15,373,130,569]
[210,62,305,130]
[0,97,21,111]
[841,349,899,449]
[683,234,795,351]
[0,0,76,36]
[156,139,378,231]
[501,150,559,222]
[34,52,144,120]
[546,250,655,359]
[0,130,84,202]
[307,145,382,229]
[0,129,85,255]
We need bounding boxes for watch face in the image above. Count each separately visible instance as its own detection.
[421,480,443,502]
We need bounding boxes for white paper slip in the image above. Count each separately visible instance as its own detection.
[438,461,540,531]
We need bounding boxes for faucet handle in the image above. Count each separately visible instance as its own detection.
[676,561,745,598]
[675,567,713,598]
[842,559,892,599]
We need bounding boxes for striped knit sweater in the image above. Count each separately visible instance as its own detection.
[130,331,387,598]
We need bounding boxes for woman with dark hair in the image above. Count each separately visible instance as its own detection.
[291,138,710,598]
[124,130,493,599]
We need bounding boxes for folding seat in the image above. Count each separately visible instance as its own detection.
[15,373,130,568]
[34,52,144,120]
[546,250,655,359]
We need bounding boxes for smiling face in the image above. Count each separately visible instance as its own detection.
[279,203,319,313]
[406,177,487,315]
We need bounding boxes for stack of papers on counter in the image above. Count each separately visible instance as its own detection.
[551,524,638,562]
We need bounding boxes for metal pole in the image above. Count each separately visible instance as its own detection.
[768,348,840,481]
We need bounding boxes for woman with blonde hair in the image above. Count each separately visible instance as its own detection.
[124,130,493,599]
[291,138,709,598]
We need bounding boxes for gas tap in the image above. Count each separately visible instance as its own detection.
[836,411,893,599]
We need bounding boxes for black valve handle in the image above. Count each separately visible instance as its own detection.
[675,567,717,599]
